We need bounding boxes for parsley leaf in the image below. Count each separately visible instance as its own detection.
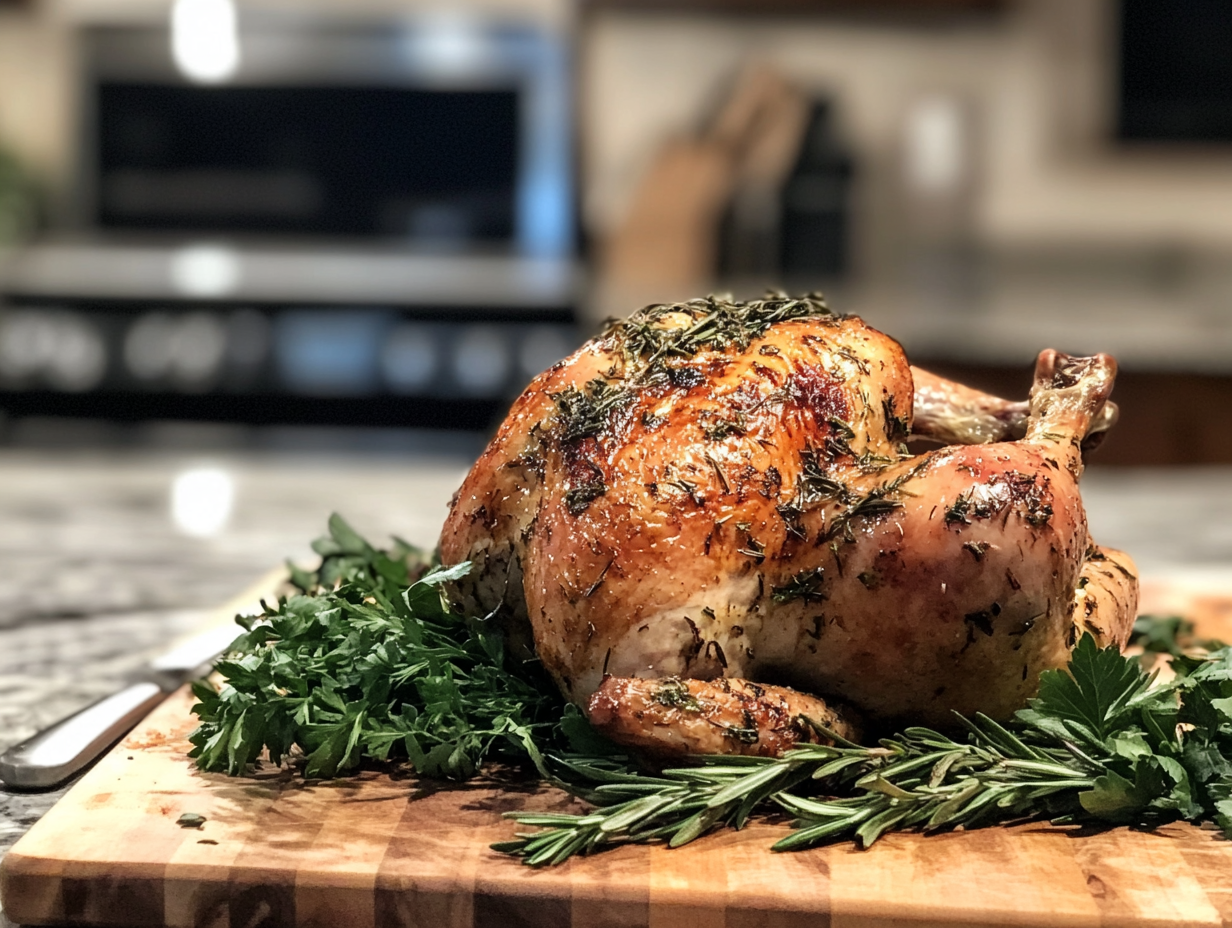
[1020,633,1161,744]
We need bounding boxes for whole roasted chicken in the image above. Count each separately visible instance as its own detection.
[440,295,1137,757]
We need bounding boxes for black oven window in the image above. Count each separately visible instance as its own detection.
[1118,0,1232,143]
[96,83,520,240]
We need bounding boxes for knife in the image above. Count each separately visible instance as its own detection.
[0,616,253,789]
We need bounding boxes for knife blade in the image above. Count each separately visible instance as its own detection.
[0,615,254,789]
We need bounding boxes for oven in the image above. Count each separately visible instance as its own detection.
[0,10,578,430]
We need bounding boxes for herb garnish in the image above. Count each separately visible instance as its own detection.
[738,538,767,563]
[192,521,1232,868]
[820,457,931,544]
[652,679,705,712]
[882,395,910,443]
[611,292,833,369]
[499,632,1232,863]
[944,493,976,525]
[702,412,748,441]
[565,479,607,516]
[551,379,635,443]
[795,447,855,506]
[189,515,571,780]
[824,416,857,459]
[772,567,826,603]
[544,294,834,450]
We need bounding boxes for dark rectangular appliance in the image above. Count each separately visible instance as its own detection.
[97,84,521,240]
[1118,0,1232,143]
[0,15,579,431]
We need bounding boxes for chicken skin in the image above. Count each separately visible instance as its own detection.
[439,295,1137,756]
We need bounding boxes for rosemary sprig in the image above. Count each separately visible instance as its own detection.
[613,292,833,370]
[493,753,818,865]
[499,633,1232,864]
[497,723,1086,862]
[497,718,1106,864]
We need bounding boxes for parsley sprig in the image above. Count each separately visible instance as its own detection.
[191,517,1232,865]
[188,514,572,780]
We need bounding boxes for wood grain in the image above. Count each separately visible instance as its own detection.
[4,588,1232,928]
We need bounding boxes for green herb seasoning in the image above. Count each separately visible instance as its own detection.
[192,519,1232,868]
[498,632,1232,863]
[550,379,636,443]
[611,292,833,369]
[543,293,834,449]
[189,514,571,781]
[772,567,827,604]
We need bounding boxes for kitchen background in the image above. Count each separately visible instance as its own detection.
[3,0,1232,903]
[1,0,1231,459]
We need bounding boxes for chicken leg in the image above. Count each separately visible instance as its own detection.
[911,365,1119,451]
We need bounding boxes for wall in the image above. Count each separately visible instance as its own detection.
[0,6,74,187]
[580,0,1232,273]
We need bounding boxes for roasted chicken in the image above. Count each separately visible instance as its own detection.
[440,295,1137,757]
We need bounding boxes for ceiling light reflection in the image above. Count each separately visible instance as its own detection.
[170,244,240,297]
[171,467,235,538]
[171,0,240,84]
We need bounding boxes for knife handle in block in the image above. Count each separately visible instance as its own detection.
[0,682,167,789]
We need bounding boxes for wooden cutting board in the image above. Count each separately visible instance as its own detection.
[4,582,1232,928]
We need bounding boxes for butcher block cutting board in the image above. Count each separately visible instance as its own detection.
[4,582,1232,928]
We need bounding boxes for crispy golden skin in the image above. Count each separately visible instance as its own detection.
[440,296,1136,754]
[588,676,862,757]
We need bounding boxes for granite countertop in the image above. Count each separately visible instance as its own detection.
[1,441,1230,926]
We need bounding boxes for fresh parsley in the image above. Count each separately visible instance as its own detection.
[191,519,1232,866]
[188,514,572,781]
[1129,613,1223,657]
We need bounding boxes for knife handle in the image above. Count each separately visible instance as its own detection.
[0,682,167,789]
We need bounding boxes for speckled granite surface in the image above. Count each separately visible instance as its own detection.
[0,608,208,847]
[0,444,1230,926]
